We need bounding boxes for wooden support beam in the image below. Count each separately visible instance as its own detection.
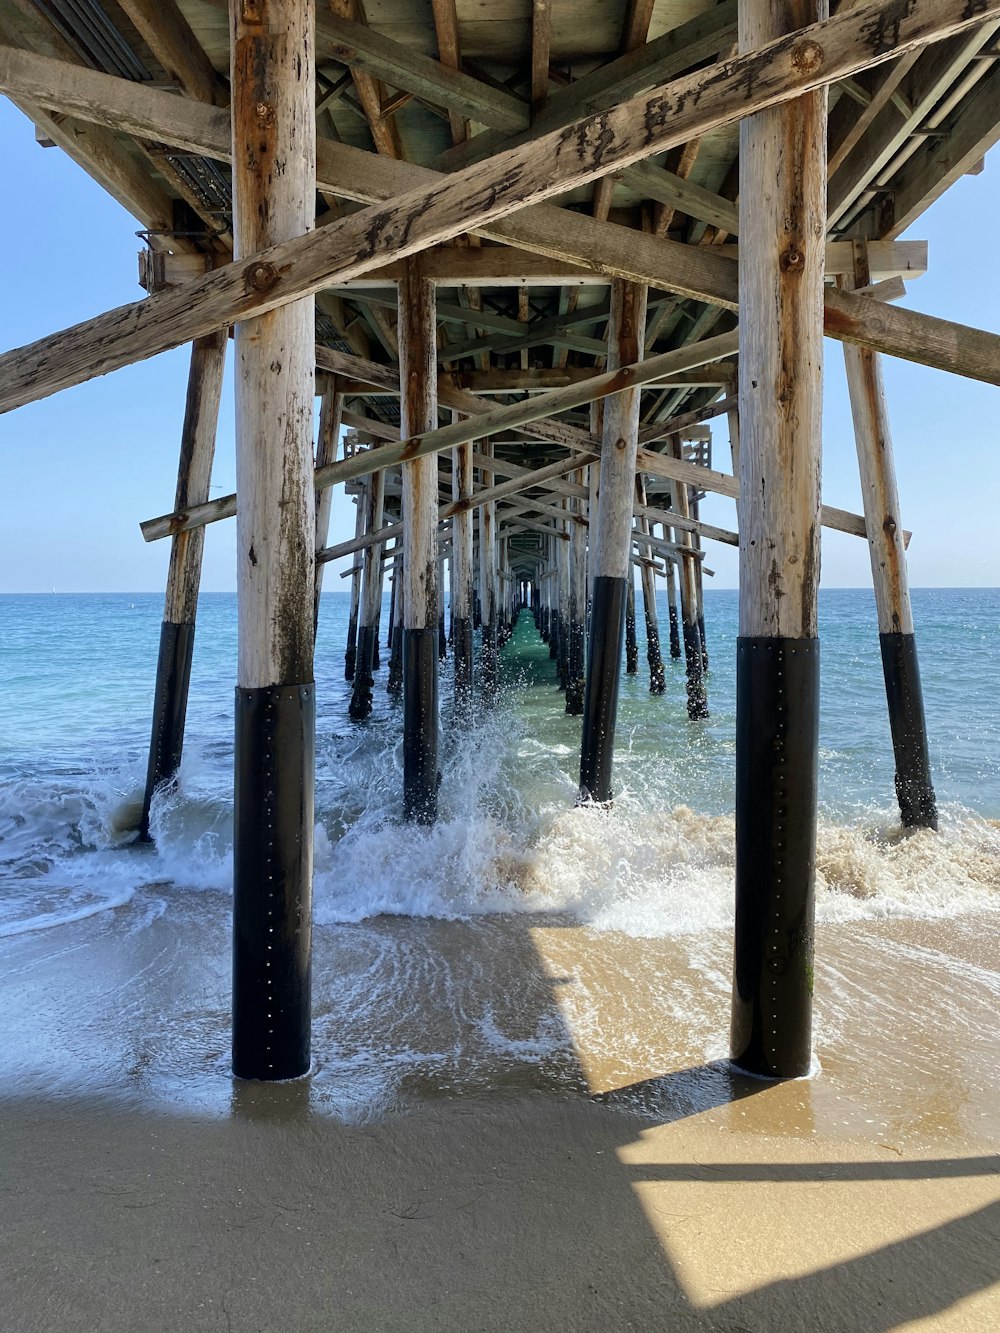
[666,441,708,720]
[143,335,876,550]
[566,468,587,715]
[884,61,1000,237]
[531,0,553,111]
[314,381,345,632]
[399,261,439,823]
[732,0,826,1083]
[829,23,1000,229]
[3,0,993,412]
[429,0,467,143]
[117,0,227,105]
[841,249,936,828]
[435,0,738,172]
[579,279,647,803]
[452,436,475,704]
[635,476,666,695]
[327,0,403,158]
[319,8,530,134]
[479,442,500,700]
[230,0,315,1084]
[139,329,227,842]
[348,465,386,720]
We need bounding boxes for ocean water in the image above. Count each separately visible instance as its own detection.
[1,588,998,1123]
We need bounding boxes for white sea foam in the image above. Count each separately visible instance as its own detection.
[2,695,999,940]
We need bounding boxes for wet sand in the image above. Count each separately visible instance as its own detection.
[2,894,999,1331]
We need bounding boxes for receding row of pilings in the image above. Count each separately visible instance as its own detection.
[134,0,941,1087]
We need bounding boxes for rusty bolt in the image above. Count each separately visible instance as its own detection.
[883,516,897,535]
[791,40,824,75]
[245,261,278,293]
[780,246,804,272]
[255,101,275,126]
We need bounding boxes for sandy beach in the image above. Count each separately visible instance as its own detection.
[2,891,998,1332]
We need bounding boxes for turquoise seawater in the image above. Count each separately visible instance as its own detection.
[0,587,998,940]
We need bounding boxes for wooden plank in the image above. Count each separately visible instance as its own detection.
[435,0,739,172]
[884,61,1000,237]
[531,0,553,110]
[117,0,227,105]
[622,160,740,234]
[828,23,1000,227]
[823,285,1000,385]
[429,0,466,143]
[2,0,996,411]
[319,9,530,133]
[328,0,403,158]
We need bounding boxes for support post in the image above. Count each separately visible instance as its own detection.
[565,468,587,715]
[625,581,639,675]
[731,0,826,1081]
[399,261,439,823]
[579,279,647,803]
[841,244,936,829]
[344,484,365,678]
[636,478,666,694]
[313,380,344,633]
[556,515,571,690]
[140,329,226,841]
[665,546,682,659]
[479,442,499,701]
[348,467,385,721]
[452,440,475,706]
[669,449,709,720]
[691,493,709,671]
[230,0,315,1082]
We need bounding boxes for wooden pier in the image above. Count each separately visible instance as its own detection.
[2,0,999,1080]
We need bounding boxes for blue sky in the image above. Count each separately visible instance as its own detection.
[0,97,997,592]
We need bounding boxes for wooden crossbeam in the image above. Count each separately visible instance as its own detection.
[117,0,227,106]
[885,60,1000,237]
[318,8,530,133]
[143,329,877,548]
[142,332,738,540]
[0,0,996,414]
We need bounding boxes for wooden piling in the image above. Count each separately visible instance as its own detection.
[348,467,385,721]
[669,448,709,720]
[451,441,475,705]
[140,328,226,841]
[479,442,499,701]
[731,0,826,1081]
[625,581,639,675]
[399,261,439,823]
[579,279,647,803]
[636,480,666,694]
[313,380,344,635]
[344,485,365,679]
[841,244,937,829]
[565,469,587,715]
[230,0,315,1082]
[556,515,571,690]
[665,547,682,659]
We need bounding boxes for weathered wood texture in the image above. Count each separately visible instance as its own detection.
[1,0,994,411]
[313,382,345,624]
[841,256,913,636]
[232,0,315,690]
[400,263,438,635]
[593,281,648,582]
[163,330,227,626]
[739,2,826,640]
